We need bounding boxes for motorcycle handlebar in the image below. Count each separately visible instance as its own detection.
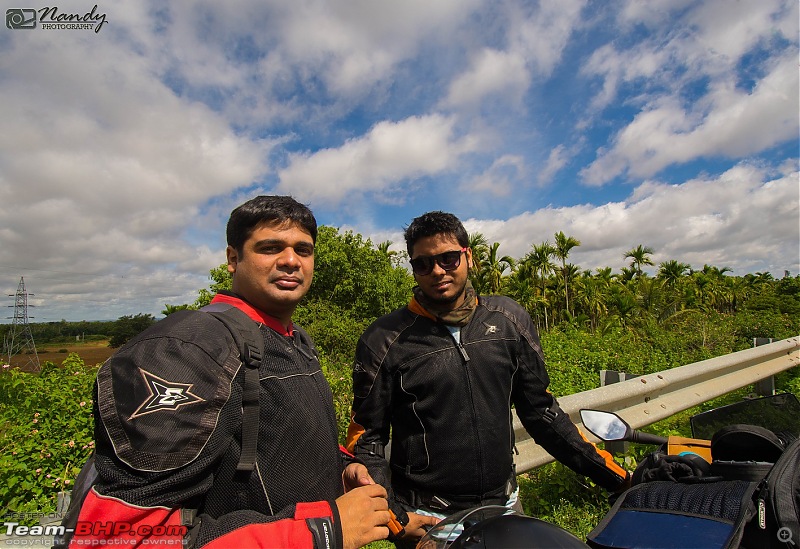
[628,430,668,446]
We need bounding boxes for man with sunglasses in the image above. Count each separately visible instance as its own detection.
[346,211,629,546]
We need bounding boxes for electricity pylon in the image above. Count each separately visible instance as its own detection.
[3,277,40,371]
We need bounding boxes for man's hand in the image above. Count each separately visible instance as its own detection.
[401,512,440,540]
[336,484,390,549]
[342,462,375,492]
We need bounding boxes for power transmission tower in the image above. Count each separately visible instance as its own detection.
[3,277,40,371]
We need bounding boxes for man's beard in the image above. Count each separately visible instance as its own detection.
[426,280,466,307]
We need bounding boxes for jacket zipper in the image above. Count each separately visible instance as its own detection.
[456,337,483,495]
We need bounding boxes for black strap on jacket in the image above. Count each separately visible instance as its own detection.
[201,303,264,474]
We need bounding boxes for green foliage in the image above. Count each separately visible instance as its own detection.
[519,461,607,540]
[294,301,369,363]
[321,354,354,439]
[193,263,233,309]
[161,303,194,316]
[541,329,682,395]
[729,309,799,348]
[108,313,156,348]
[308,226,414,320]
[0,355,96,521]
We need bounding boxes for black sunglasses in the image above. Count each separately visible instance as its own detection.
[410,248,467,276]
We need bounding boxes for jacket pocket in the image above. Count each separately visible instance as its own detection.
[404,433,429,472]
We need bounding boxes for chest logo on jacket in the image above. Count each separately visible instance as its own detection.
[484,324,498,335]
[130,369,205,419]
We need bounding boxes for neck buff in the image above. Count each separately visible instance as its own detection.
[409,279,478,327]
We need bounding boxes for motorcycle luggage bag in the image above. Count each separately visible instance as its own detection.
[708,424,785,483]
[587,480,758,549]
[742,437,800,549]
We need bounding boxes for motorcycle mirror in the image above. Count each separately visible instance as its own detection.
[580,409,631,441]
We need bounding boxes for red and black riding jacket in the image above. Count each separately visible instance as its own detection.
[72,293,348,548]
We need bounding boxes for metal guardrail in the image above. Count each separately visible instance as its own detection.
[513,335,800,474]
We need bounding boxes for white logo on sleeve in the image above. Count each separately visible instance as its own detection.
[130,369,205,419]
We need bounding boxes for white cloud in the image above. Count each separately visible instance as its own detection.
[444,0,586,109]
[277,114,479,203]
[578,0,798,185]
[460,162,798,276]
[0,26,268,320]
[581,53,799,184]
[685,0,795,66]
[443,49,530,108]
[538,145,570,185]
[580,43,668,111]
[463,155,527,197]
[619,0,695,27]
[509,0,587,76]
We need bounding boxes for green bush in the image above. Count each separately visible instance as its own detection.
[0,355,96,520]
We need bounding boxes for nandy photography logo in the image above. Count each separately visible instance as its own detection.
[6,5,108,33]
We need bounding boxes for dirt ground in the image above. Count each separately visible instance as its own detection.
[7,341,116,370]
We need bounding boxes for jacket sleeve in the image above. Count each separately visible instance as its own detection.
[72,312,344,549]
[71,489,340,549]
[344,334,397,507]
[509,309,629,492]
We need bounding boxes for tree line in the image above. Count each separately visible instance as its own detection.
[6,225,798,350]
[465,230,799,336]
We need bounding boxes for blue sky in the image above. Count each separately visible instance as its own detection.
[0,0,797,322]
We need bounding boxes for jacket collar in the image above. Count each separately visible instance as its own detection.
[211,291,293,336]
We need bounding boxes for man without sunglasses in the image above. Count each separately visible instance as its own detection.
[346,211,630,546]
[72,196,397,549]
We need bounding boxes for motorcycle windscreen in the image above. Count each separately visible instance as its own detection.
[690,392,800,441]
[587,509,737,549]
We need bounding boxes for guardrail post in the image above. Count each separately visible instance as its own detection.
[753,338,775,396]
[598,370,638,454]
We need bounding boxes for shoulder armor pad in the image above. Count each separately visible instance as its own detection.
[96,310,241,472]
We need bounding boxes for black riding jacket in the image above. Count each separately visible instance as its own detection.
[73,294,347,548]
[346,295,627,511]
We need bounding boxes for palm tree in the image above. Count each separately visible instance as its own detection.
[526,241,557,330]
[554,231,581,316]
[701,264,732,278]
[754,271,774,283]
[657,260,691,288]
[506,261,534,310]
[484,242,515,294]
[575,274,607,333]
[624,245,655,278]
[467,232,489,292]
[595,267,614,285]
[618,266,638,285]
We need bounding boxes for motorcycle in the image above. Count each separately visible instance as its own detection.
[580,393,800,549]
[415,393,800,548]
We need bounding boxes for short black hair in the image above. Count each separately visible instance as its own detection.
[227,195,317,252]
[404,211,468,256]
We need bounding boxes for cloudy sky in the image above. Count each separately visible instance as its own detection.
[1,0,797,322]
